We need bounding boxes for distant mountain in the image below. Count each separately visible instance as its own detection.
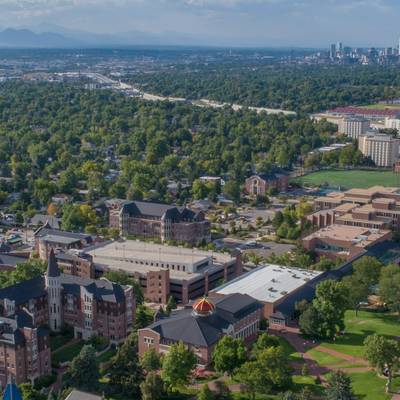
[0,28,82,48]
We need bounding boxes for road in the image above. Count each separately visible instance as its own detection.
[82,72,296,116]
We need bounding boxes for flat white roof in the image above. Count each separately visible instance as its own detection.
[214,264,322,304]
[84,240,234,280]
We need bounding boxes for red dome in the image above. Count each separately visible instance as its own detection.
[193,297,215,316]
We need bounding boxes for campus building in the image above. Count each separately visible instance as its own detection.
[34,224,93,261]
[0,312,51,387]
[83,240,242,304]
[302,224,391,260]
[358,132,400,167]
[310,186,400,231]
[339,116,370,139]
[138,294,263,366]
[245,173,289,196]
[213,264,322,320]
[106,199,211,245]
[0,251,135,344]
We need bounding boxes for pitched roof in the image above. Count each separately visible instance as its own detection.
[65,390,102,400]
[121,200,198,222]
[0,276,46,305]
[147,293,262,347]
[2,383,22,400]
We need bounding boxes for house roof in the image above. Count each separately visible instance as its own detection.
[121,200,199,222]
[0,276,46,305]
[147,293,262,347]
[65,390,102,400]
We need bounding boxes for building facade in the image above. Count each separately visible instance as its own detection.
[0,312,51,388]
[106,200,211,245]
[245,173,289,196]
[84,240,243,305]
[138,294,263,366]
[0,251,135,344]
[358,132,400,167]
[339,117,370,139]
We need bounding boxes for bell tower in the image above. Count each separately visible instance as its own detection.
[45,249,62,332]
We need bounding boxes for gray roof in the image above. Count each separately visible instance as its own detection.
[60,274,126,303]
[66,390,102,400]
[0,276,46,305]
[35,228,92,243]
[121,200,200,222]
[29,214,61,229]
[148,293,262,347]
[0,254,28,267]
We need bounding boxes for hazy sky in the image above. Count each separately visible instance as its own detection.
[1,0,400,47]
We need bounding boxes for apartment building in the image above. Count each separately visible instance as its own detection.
[0,312,51,387]
[0,251,135,345]
[106,199,211,245]
[84,240,242,304]
[339,116,370,139]
[358,132,400,167]
[138,294,262,366]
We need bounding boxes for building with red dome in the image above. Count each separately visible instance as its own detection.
[138,293,263,366]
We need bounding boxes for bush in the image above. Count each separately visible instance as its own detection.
[34,373,57,390]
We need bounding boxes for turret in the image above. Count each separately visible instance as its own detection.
[45,249,62,332]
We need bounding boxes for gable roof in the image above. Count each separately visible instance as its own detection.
[147,293,262,347]
[0,276,46,305]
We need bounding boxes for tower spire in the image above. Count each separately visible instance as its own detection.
[47,249,60,278]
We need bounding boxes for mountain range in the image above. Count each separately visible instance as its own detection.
[0,26,209,48]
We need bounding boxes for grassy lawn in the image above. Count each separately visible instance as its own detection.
[349,371,394,400]
[306,348,345,366]
[292,169,399,189]
[277,337,304,363]
[52,340,85,365]
[49,333,74,351]
[320,310,400,358]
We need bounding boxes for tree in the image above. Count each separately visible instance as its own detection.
[352,256,382,288]
[364,334,400,393]
[223,181,241,204]
[197,384,215,400]
[135,305,155,330]
[166,295,177,315]
[66,345,99,391]
[300,279,348,339]
[161,341,196,391]
[325,370,353,400]
[61,204,86,232]
[141,348,161,372]
[108,333,144,398]
[140,372,165,400]
[252,333,280,357]
[379,263,400,314]
[235,360,269,400]
[19,383,46,400]
[212,336,247,376]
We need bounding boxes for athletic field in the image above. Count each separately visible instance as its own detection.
[293,169,400,189]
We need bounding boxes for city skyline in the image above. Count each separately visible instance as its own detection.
[1,0,400,47]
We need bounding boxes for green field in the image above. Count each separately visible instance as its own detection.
[360,103,400,110]
[320,310,400,358]
[293,169,399,189]
[52,340,85,365]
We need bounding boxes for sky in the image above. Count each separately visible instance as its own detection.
[0,0,400,47]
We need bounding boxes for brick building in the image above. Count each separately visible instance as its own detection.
[245,173,289,196]
[84,240,242,304]
[302,224,391,260]
[0,312,51,388]
[34,224,93,261]
[0,251,134,345]
[138,294,263,366]
[106,199,211,245]
[309,186,400,231]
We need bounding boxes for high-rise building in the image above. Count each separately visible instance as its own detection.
[339,116,370,139]
[330,43,336,59]
[336,41,343,54]
[358,132,400,167]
